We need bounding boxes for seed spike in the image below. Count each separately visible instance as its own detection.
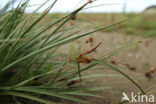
[80,42,101,56]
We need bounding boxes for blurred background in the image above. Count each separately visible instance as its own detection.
[1,0,156,13]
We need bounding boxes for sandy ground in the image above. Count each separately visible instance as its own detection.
[58,22,156,104]
[82,32,156,104]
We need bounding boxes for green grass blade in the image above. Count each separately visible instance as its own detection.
[1,92,55,104]
[93,59,145,94]
[61,41,140,80]
[14,87,90,104]
[0,18,130,72]
[77,61,82,81]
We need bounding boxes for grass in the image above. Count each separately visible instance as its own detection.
[0,0,156,104]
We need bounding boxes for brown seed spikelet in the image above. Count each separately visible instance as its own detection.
[145,67,155,80]
[145,72,152,79]
[77,42,101,64]
[85,37,93,44]
[71,15,77,20]
[89,0,93,4]
[77,57,92,64]
[80,42,101,56]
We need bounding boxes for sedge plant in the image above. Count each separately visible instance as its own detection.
[0,0,153,104]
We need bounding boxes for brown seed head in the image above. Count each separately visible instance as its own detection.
[145,72,152,79]
[89,0,93,4]
[77,57,92,63]
[71,15,77,20]
[150,67,155,73]
[89,37,93,43]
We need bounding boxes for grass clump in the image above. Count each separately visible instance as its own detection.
[1,0,155,104]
